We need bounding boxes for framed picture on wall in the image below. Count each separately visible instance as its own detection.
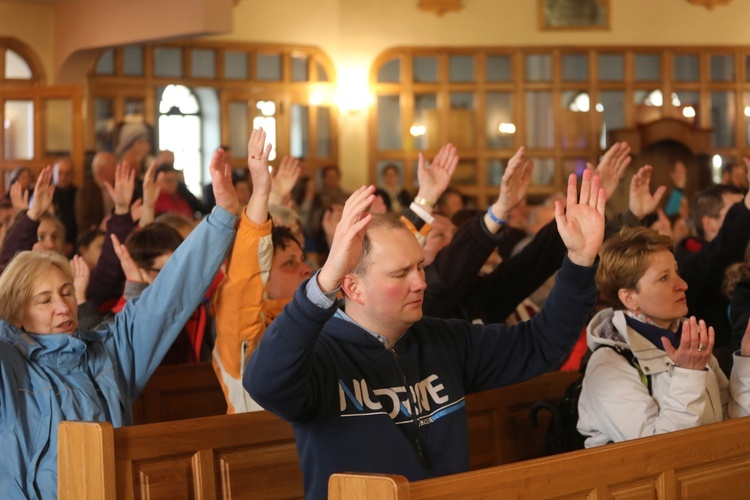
[539,0,610,30]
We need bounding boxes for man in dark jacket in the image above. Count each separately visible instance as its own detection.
[245,162,606,499]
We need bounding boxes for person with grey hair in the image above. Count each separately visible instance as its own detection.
[0,149,240,499]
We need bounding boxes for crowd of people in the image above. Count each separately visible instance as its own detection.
[1,126,750,498]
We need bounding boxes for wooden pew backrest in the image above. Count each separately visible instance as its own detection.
[329,415,750,499]
[59,411,301,500]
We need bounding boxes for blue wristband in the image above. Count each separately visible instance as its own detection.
[487,205,507,225]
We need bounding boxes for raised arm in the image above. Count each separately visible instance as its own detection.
[86,163,137,304]
[269,155,301,208]
[111,149,238,398]
[423,146,534,318]
[591,141,631,202]
[212,129,278,413]
[245,186,375,419]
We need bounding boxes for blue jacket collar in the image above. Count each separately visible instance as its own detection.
[0,322,88,368]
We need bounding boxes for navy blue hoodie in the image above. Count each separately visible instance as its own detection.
[246,255,597,499]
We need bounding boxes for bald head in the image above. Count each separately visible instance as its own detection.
[91,152,116,187]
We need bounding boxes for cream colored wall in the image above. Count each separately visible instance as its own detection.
[0,3,54,83]
[4,0,750,187]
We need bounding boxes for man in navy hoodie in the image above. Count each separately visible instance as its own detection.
[245,167,606,499]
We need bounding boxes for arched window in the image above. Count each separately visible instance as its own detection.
[158,84,202,196]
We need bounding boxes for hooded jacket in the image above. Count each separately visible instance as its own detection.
[577,308,750,449]
[0,206,236,499]
[245,255,597,500]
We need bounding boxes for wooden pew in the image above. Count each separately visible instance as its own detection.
[58,370,579,499]
[131,362,227,424]
[328,416,750,499]
[58,411,301,499]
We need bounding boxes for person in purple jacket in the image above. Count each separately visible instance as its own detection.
[245,158,607,499]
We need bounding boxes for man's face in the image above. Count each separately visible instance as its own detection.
[703,193,743,242]
[267,240,312,300]
[352,227,427,335]
[157,171,180,195]
[53,160,73,188]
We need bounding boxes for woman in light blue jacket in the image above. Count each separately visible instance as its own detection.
[0,149,239,499]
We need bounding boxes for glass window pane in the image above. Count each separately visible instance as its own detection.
[598,54,623,81]
[159,84,198,114]
[487,158,508,186]
[290,104,310,158]
[526,54,552,82]
[745,92,750,146]
[316,61,329,82]
[4,100,34,160]
[44,99,72,155]
[449,93,475,150]
[94,49,114,76]
[599,91,625,148]
[377,58,400,83]
[154,47,182,78]
[224,51,248,80]
[711,91,736,147]
[94,98,115,152]
[5,49,32,79]
[413,56,437,83]
[123,46,143,76]
[453,160,477,186]
[562,53,588,82]
[561,91,589,148]
[377,95,402,150]
[317,107,332,157]
[450,55,474,83]
[531,158,555,186]
[159,114,202,196]
[229,101,248,157]
[675,54,699,82]
[413,94,437,151]
[711,55,734,82]
[124,99,144,122]
[486,92,514,149]
[190,48,215,78]
[635,53,660,81]
[634,89,663,123]
[257,54,282,81]
[486,55,511,82]
[291,55,309,82]
[526,91,554,148]
[674,91,699,124]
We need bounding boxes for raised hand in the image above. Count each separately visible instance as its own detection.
[103,163,135,216]
[9,181,29,213]
[210,148,239,215]
[629,165,666,219]
[663,317,713,370]
[415,144,459,210]
[590,142,631,200]
[488,146,533,230]
[71,255,90,305]
[271,156,301,203]
[139,161,160,227]
[245,128,273,223]
[554,169,606,267]
[318,185,376,293]
[111,234,147,283]
[27,166,55,221]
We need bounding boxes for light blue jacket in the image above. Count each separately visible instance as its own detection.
[0,206,237,499]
